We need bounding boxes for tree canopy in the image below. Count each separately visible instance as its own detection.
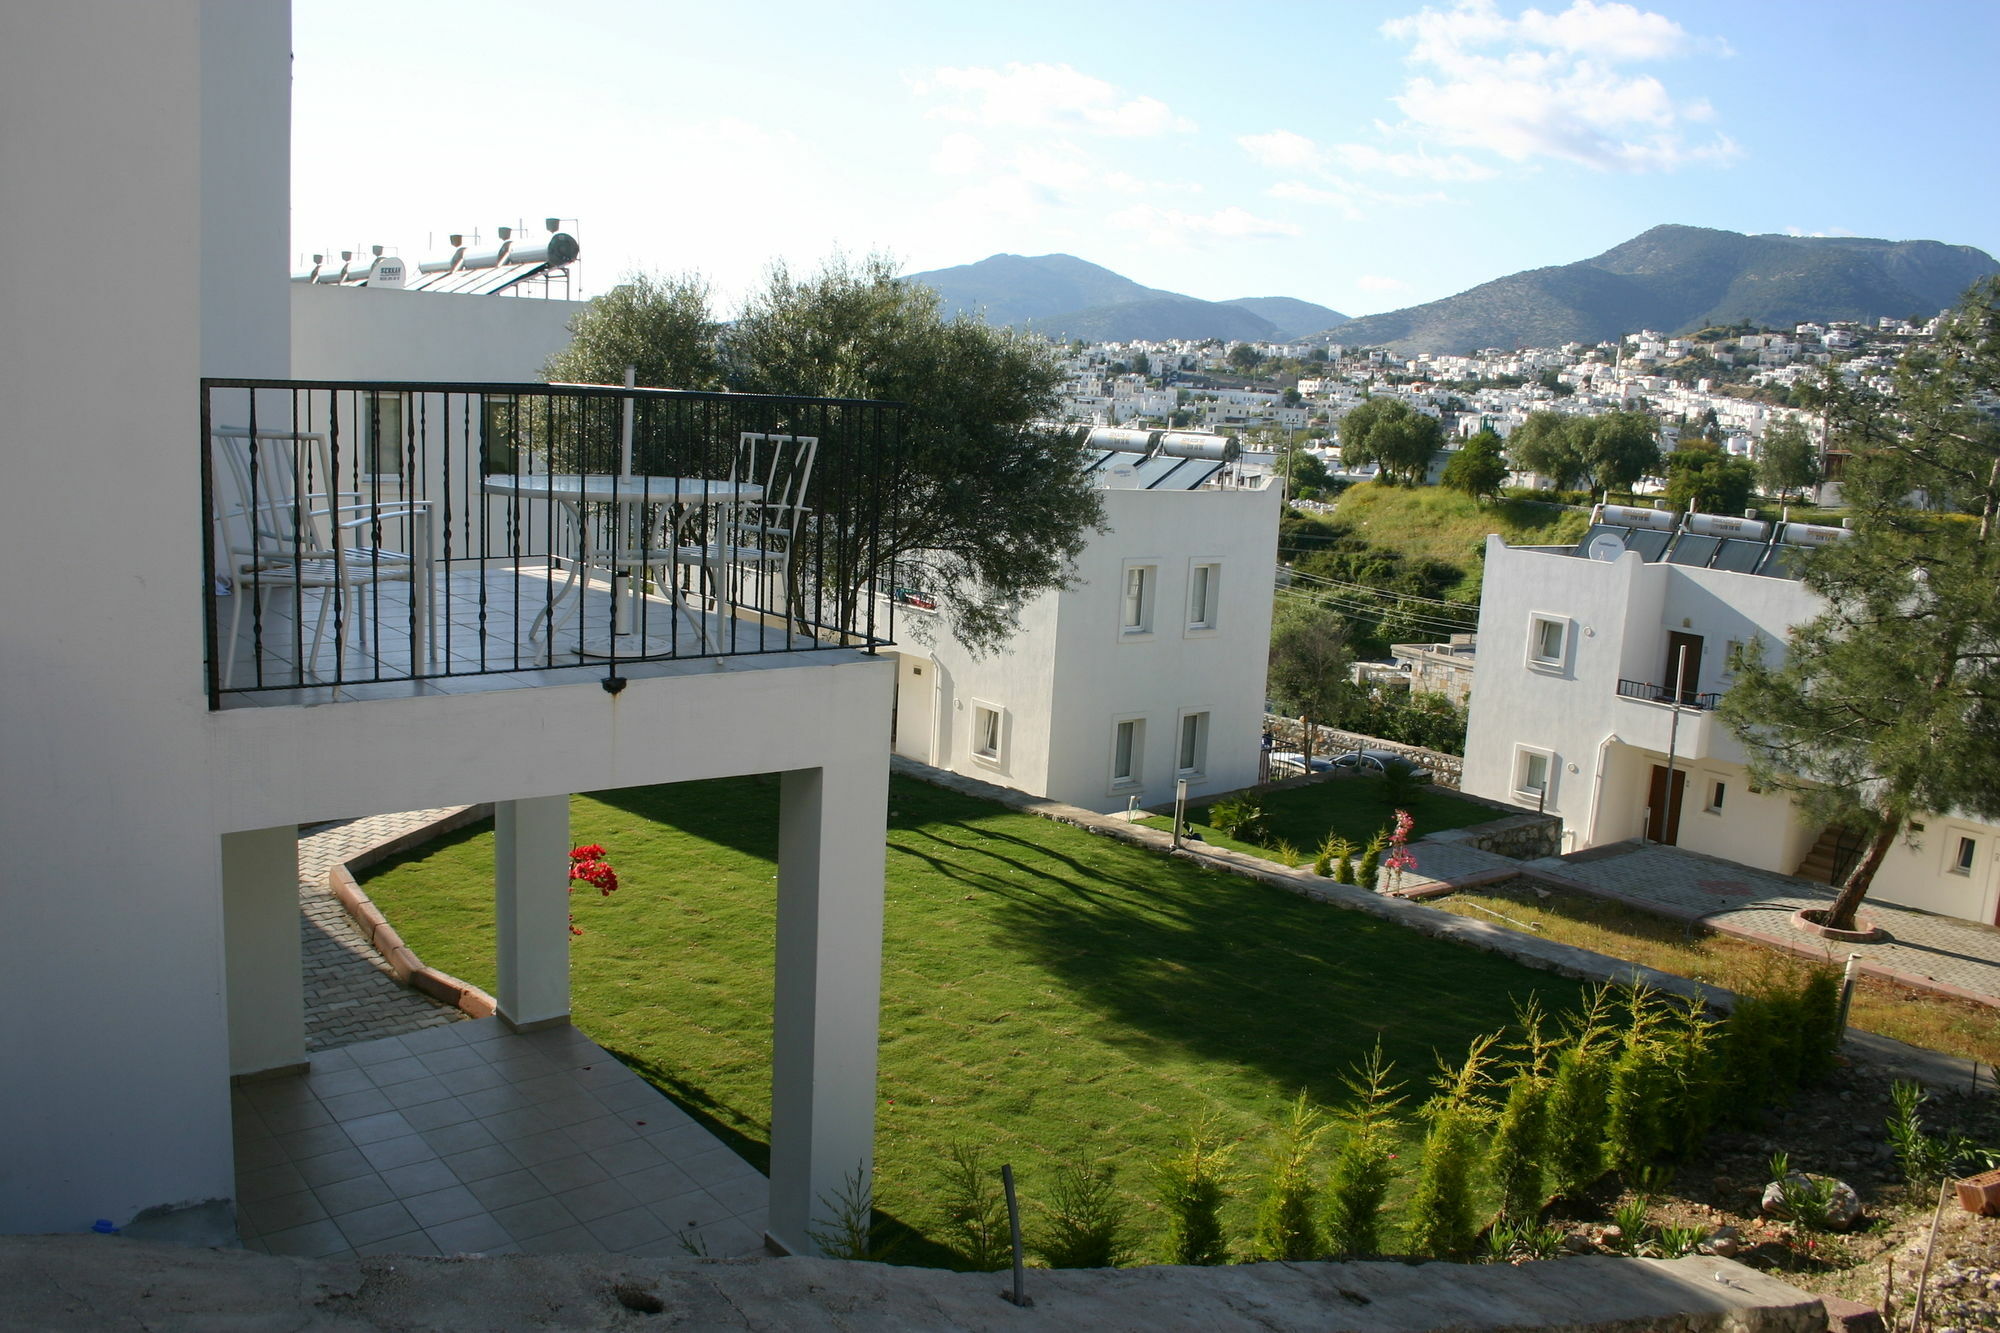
[1267,600,1354,766]
[1504,410,1658,494]
[1441,429,1508,503]
[1505,411,1587,489]
[1664,441,1755,514]
[1338,397,1444,487]
[544,255,1103,653]
[1755,417,1820,500]
[1719,277,2000,930]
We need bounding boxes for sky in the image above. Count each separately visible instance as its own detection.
[292,0,2000,320]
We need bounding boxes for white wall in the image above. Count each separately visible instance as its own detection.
[0,0,240,1238]
[291,283,585,382]
[915,478,1281,813]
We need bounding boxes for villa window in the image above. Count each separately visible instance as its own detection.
[1527,614,1567,668]
[972,702,1003,764]
[1952,836,1978,876]
[1120,562,1157,637]
[1513,746,1554,803]
[1176,711,1209,777]
[1186,562,1220,632]
[1706,780,1726,814]
[1112,717,1145,788]
[360,391,407,479]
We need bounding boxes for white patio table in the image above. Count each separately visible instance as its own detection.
[481,473,764,660]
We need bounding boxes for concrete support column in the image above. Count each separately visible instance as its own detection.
[767,758,890,1255]
[222,825,304,1078]
[495,795,571,1030]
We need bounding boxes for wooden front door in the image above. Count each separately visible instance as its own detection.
[1646,765,1687,844]
[1664,632,1703,705]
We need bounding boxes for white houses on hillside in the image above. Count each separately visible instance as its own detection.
[891,429,1282,814]
[1462,506,2000,924]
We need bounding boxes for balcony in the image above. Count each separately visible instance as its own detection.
[1611,677,1720,758]
[202,379,902,708]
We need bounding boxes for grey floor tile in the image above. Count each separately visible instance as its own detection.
[312,1172,396,1218]
[309,1046,361,1073]
[261,1218,351,1258]
[348,1035,414,1067]
[234,1138,289,1172]
[585,1204,670,1252]
[442,1143,524,1184]
[303,1067,374,1100]
[503,1129,576,1169]
[528,1154,609,1195]
[588,1138,665,1178]
[481,1106,557,1142]
[402,1185,485,1229]
[494,1196,579,1243]
[643,1123,722,1160]
[437,1064,508,1096]
[465,1170,549,1212]
[705,1173,767,1217]
[237,1162,309,1204]
[359,1133,439,1171]
[259,1100,336,1134]
[536,1095,608,1130]
[597,1081,671,1114]
[401,1096,477,1132]
[648,1188,735,1232]
[564,1115,638,1153]
[694,1218,765,1259]
[294,1147,375,1188]
[620,1163,698,1207]
[382,1077,454,1110]
[244,1080,319,1113]
[416,1045,485,1076]
[395,1023,472,1054]
[274,1124,354,1162]
[378,1158,460,1199]
[364,1056,432,1088]
[333,1201,421,1249]
[238,1189,328,1238]
[459,1086,537,1120]
[354,1231,442,1258]
[554,1178,640,1225]
[514,1225,604,1255]
[342,1110,417,1146]
[320,1088,395,1122]
[678,1147,757,1188]
[419,1121,496,1157]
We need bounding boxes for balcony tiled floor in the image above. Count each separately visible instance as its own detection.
[233,1018,770,1261]
[218,559,823,706]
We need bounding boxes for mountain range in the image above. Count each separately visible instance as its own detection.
[902,253,1345,343]
[905,227,1999,356]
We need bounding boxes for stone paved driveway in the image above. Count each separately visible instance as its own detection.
[299,811,470,1051]
[1525,842,2000,1004]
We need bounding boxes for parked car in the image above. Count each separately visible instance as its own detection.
[1331,748,1433,782]
[1266,750,1334,777]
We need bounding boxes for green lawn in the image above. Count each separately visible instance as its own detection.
[361,775,1589,1264]
[1139,776,1502,863]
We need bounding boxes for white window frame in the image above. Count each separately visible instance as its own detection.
[1118,559,1158,640]
[1109,714,1146,792]
[1525,613,1568,671]
[970,700,1004,767]
[1512,745,1555,804]
[1174,708,1210,779]
[359,390,409,480]
[1705,779,1726,814]
[1948,833,1979,877]
[1184,559,1221,636]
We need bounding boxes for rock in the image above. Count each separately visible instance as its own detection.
[1598,1225,1623,1247]
[1706,1234,1744,1258]
[1562,1231,1595,1254]
[1760,1172,1863,1231]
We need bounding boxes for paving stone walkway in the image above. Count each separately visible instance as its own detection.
[299,810,471,1051]
[1524,842,2000,1004]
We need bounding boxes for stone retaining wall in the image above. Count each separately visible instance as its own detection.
[1265,717,1464,788]
[1428,811,1563,861]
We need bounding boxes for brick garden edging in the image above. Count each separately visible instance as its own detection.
[325,805,500,1021]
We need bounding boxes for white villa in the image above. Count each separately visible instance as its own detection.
[1462,505,2000,925]
[2,1,897,1255]
[890,428,1282,814]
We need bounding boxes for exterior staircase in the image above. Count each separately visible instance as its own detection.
[1795,824,1863,885]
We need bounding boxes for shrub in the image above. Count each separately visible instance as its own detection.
[1357,832,1386,890]
[1208,797,1267,842]
[1405,1034,1498,1260]
[1033,1164,1128,1268]
[1156,1119,1235,1265]
[938,1143,1008,1270]
[1488,1001,1557,1224]
[1324,1043,1404,1258]
[1252,1094,1330,1261]
[1544,989,1617,1199]
[1332,838,1357,884]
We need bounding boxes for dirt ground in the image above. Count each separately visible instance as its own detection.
[1555,1056,2000,1330]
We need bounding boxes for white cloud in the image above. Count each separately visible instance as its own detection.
[1784,225,1859,239]
[1107,204,1301,248]
[1372,0,1737,173]
[1240,129,1325,171]
[914,63,1194,137]
[1357,275,1412,293]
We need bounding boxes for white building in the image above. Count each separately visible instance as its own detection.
[1463,507,2000,924]
[890,430,1282,814]
[2,1,895,1255]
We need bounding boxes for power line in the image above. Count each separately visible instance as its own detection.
[1281,565,1477,611]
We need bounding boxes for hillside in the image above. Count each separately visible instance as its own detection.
[1322,225,2000,355]
[905,253,1344,343]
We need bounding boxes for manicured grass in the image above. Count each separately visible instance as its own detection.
[1140,776,1502,864]
[1438,885,2000,1066]
[361,775,1591,1264]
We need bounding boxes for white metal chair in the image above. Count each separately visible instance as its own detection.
[673,431,818,633]
[210,426,432,687]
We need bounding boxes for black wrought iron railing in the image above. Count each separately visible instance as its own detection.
[201,378,903,707]
[1615,677,1721,711]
